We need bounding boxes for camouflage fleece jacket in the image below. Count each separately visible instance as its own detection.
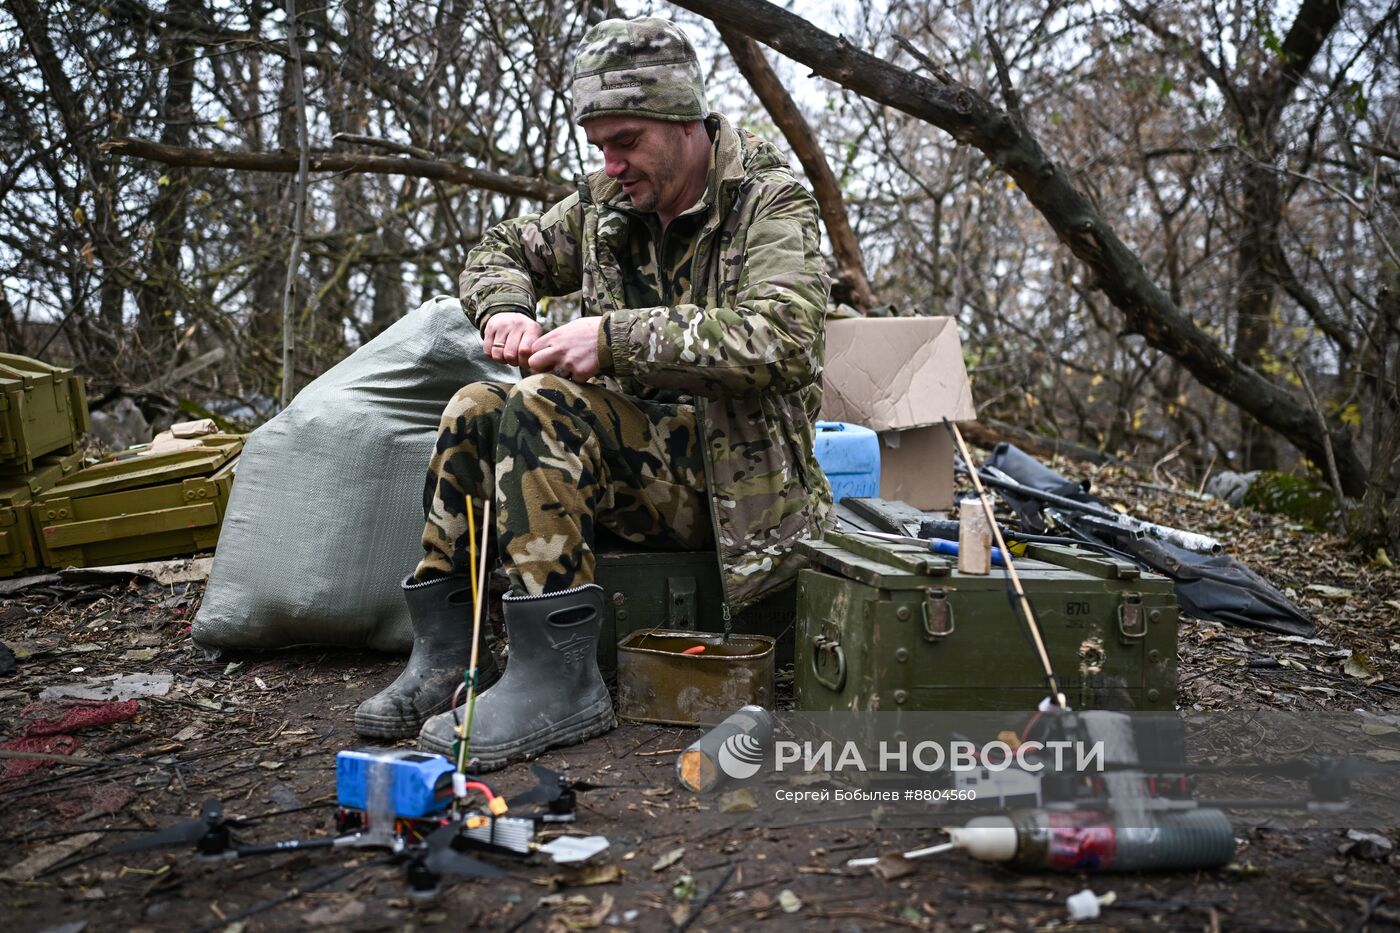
[458,113,832,611]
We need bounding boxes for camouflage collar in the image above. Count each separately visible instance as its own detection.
[586,113,748,219]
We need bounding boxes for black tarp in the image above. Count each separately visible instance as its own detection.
[983,443,1315,637]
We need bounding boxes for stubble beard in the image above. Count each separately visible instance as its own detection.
[629,135,682,216]
[629,181,658,213]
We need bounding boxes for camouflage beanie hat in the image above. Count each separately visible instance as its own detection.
[571,17,708,125]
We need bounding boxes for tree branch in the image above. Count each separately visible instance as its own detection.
[983,29,1024,127]
[92,0,527,173]
[891,35,953,85]
[1358,140,1400,162]
[718,27,876,310]
[670,0,1369,495]
[1268,242,1355,356]
[280,0,307,408]
[1275,0,1349,106]
[100,137,572,202]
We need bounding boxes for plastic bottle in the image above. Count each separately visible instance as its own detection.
[948,807,1235,872]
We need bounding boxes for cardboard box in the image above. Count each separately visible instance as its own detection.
[820,317,977,510]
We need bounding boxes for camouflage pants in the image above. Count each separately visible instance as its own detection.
[416,374,712,594]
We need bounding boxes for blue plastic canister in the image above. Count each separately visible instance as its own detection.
[813,421,880,501]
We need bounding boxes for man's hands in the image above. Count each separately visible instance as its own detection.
[483,311,543,366]
[483,311,603,384]
[526,317,603,383]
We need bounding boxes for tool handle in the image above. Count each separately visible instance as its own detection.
[926,537,1007,567]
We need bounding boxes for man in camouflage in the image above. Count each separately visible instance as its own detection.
[355,16,832,768]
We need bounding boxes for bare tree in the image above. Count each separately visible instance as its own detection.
[671,0,1397,540]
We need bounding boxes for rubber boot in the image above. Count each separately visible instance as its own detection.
[354,574,499,739]
[417,583,615,769]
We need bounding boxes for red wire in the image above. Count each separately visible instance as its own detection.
[1021,710,1044,743]
[464,780,495,801]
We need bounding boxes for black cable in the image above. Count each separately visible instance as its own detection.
[0,743,261,801]
[0,826,149,846]
[233,800,339,824]
[675,862,738,932]
[188,857,390,933]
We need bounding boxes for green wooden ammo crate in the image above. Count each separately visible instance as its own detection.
[33,438,241,568]
[0,450,86,577]
[0,480,38,577]
[592,547,796,674]
[0,353,88,474]
[794,530,1178,713]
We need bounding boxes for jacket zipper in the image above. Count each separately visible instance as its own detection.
[657,223,672,305]
[694,400,734,635]
[690,206,736,634]
[657,196,733,631]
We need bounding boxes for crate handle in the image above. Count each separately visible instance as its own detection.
[922,588,954,640]
[810,634,847,692]
[1118,592,1145,640]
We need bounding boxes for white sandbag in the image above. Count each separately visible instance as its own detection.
[193,296,515,653]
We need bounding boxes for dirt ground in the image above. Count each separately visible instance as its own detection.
[2,466,1399,932]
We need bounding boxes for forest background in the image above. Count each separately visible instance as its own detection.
[1,0,1396,549]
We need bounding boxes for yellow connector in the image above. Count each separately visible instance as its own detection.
[466,815,489,830]
[488,796,509,817]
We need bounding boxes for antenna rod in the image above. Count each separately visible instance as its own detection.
[944,419,1067,709]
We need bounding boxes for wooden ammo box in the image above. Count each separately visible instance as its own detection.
[593,547,795,673]
[32,437,241,568]
[0,353,89,474]
[795,530,1178,712]
[0,450,85,577]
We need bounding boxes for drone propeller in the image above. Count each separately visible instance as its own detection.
[508,766,569,808]
[419,821,507,879]
[111,798,232,855]
[508,764,639,808]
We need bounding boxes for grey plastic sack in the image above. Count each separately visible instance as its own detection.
[193,296,514,653]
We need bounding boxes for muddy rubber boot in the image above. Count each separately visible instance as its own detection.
[417,583,615,768]
[354,574,499,740]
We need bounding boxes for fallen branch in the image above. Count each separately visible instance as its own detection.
[101,137,572,203]
[958,417,1117,465]
[134,346,226,395]
[0,749,104,764]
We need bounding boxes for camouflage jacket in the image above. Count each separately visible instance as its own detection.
[460,114,832,610]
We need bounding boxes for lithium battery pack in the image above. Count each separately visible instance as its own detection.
[335,748,456,819]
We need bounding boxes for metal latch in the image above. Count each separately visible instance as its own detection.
[811,621,846,691]
[1118,591,1145,640]
[666,576,697,630]
[922,588,954,640]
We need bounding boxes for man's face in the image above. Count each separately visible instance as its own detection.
[584,115,694,216]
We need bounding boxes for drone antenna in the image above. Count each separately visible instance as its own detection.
[944,418,1068,710]
[453,493,494,795]
[466,486,479,609]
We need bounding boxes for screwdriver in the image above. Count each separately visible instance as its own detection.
[846,529,1008,567]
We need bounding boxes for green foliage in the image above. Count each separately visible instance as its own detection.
[1346,81,1368,120]
[1243,471,1338,531]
